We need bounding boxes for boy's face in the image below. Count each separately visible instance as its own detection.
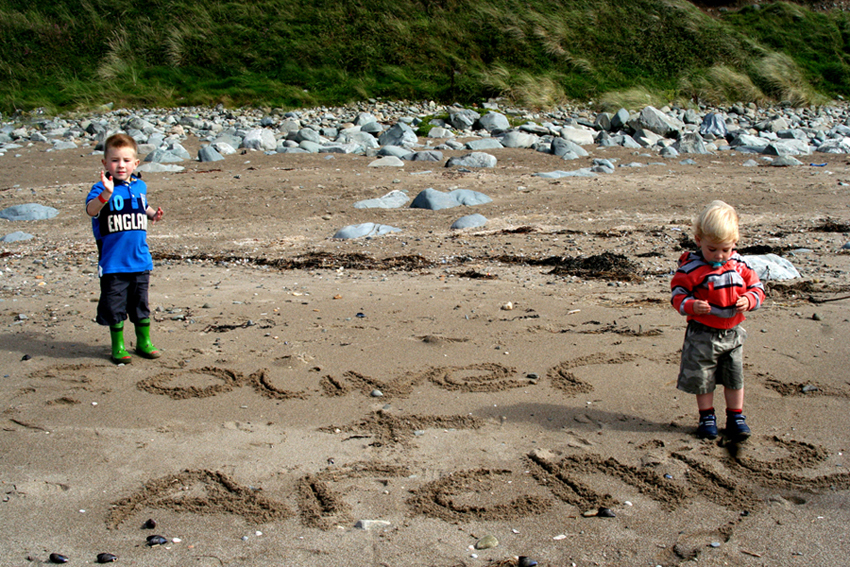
[102,146,139,182]
[695,236,736,267]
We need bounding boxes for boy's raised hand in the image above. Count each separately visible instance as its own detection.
[100,170,114,194]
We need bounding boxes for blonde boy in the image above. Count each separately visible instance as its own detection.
[671,201,765,441]
[85,134,164,364]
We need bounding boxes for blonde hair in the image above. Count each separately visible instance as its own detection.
[695,200,739,243]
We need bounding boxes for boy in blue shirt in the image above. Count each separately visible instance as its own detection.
[86,134,164,364]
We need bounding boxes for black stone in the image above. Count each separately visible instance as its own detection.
[146,535,168,546]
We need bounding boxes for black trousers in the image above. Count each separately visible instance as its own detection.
[97,272,151,326]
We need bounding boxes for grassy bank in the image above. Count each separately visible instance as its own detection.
[1,0,849,113]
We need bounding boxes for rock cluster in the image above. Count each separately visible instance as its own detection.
[2,99,850,168]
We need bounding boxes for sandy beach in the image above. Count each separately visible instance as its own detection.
[1,134,849,567]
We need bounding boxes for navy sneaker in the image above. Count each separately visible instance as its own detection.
[696,414,718,439]
[725,413,751,441]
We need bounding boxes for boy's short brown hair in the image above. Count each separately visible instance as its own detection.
[695,200,739,243]
[104,133,138,157]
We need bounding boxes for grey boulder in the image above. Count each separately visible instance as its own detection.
[137,162,185,173]
[368,156,405,168]
[764,139,811,156]
[427,127,454,139]
[0,204,59,221]
[533,169,596,178]
[377,146,411,158]
[499,131,538,149]
[478,111,510,132]
[144,148,183,163]
[445,152,497,168]
[1,231,35,242]
[815,138,850,154]
[242,128,277,151]
[610,108,631,131]
[673,132,710,154]
[465,139,503,151]
[551,138,589,158]
[198,145,225,162]
[294,128,322,144]
[559,126,595,146]
[742,254,800,281]
[633,106,684,137]
[448,189,492,206]
[410,188,461,210]
[333,223,402,239]
[378,123,418,148]
[449,108,481,130]
[354,190,409,209]
[451,213,488,230]
[213,141,237,156]
[407,150,443,162]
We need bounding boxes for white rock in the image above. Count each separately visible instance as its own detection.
[354,520,391,530]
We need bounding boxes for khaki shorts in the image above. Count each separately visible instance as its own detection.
[677,320,746,395]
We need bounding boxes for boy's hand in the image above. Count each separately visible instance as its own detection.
[100,170,114,194]
[735,295,750,313]
[150,207,164,222]
[691,299,711,315]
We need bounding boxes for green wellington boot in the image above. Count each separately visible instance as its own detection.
[110,322,132,364]
[135,318,162,359]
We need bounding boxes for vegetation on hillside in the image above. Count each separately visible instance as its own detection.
[1,0,849,113]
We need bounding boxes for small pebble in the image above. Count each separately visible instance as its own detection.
[812,313,823,321]
[597,507,616,518]
[147,535,168,546]
[142,518,157,529]
[710,542,721,548]
[371,389,383,397]
[475,534,499,549]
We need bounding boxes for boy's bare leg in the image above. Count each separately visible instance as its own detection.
[696,392,715,411]
[724,387,744,411]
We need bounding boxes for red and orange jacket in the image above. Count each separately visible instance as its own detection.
[671,251,765,329]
